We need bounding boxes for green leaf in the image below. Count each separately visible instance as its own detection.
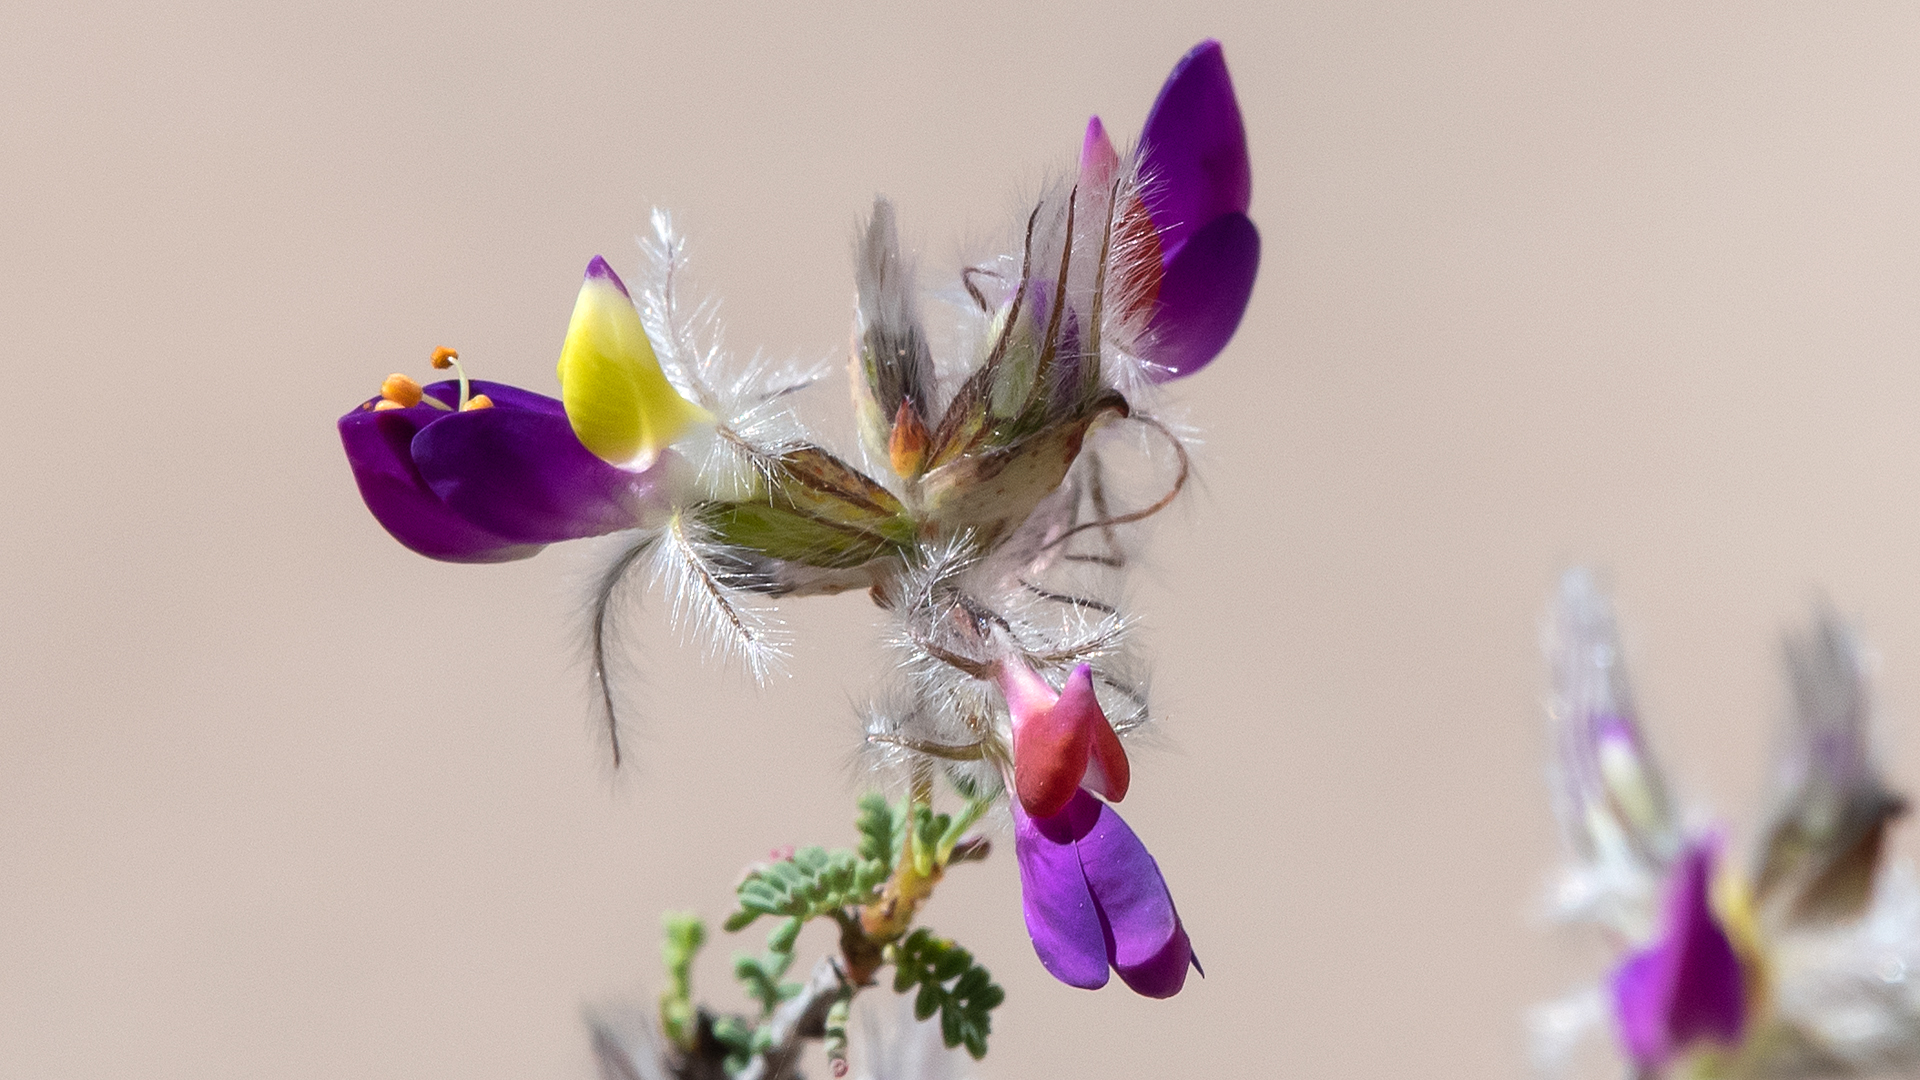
[733,947,799,1018]
[860,791,902,864]
[658,912,707,1052]
[823,989,854,1077]
[767,916,802,954]
[889,928,1005,1061]
[725,845,880,935]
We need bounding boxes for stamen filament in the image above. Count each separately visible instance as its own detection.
[431,346,471,409]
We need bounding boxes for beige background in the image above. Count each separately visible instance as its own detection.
[7,2,1920,1077]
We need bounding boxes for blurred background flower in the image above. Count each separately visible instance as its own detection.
[1535,572,1920,1079]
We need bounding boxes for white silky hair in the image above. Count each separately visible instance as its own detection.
[648,509,789,684]
[637,209,829,495]
[1526,984,1610,1078]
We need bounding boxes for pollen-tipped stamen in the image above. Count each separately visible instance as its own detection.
[380,373,424,408]
[431,345,473,410]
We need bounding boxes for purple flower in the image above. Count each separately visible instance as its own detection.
[1610,842,1748,1070]
[1082,39,1259,380]
[339,378,662,563]
[1012,789,1196,998]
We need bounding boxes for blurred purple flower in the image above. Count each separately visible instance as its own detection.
[1611,842,1748,1070]
[1535,572,1920,1079]
[1012,789,1196,998]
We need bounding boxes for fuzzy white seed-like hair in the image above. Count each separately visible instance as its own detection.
[649,510,789,683]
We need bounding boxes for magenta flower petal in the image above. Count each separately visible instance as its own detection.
[411,380,659,544]
[1013,796,1110,990]
[1112,919,1194,999]
[1610,843,1747,1069]
[1012,790,1195,997]
[1138,40,1252,262]
[339,396,543,563]
[1147,211,1260,379]
[1074,793,1192,998]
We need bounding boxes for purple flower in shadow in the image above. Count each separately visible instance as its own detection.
[1082,40,1259,379]
[1611,842,1748,1070]
[339,379,662,563]
[1012,788,1197,998]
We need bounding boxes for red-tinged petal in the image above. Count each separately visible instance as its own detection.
[1059,665,1129,803]
[338,398,543,563]
[1001,659,1092,819]
[1073,791,1192,997]
[997,654,1059,718]
[1147,211,1260,380]
[1012,714,1091,821]
[1139,40,1252,259]
[1012,797,1110,990]
[411,380,661,544]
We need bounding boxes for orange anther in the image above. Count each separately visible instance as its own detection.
[431,346,460,369]
[373,399,407,411]
[461,393,494,411]
[380,373,423,407]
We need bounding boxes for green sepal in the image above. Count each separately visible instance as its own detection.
[918,394,1127,550]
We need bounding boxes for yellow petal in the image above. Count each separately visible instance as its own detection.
[556,257,711,470]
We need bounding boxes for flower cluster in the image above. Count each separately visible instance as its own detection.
[1534,571,1920,1079]
[338,38,1255,1019]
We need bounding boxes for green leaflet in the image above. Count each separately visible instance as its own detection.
[725,845,887,932]
[856,793,908,873]
[889,928,1005,1060]
[665,792,1004,1077]
[733,949,801,1017]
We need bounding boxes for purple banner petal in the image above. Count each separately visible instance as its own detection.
[1139,40,1252,260]
[1148,212,1260,379]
